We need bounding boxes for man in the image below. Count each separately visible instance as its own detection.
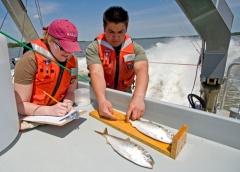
[86,6,149,122]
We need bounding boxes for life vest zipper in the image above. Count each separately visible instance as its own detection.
[114,53,119,90]
[47,66,64,104]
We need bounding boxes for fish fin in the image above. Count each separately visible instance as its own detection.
[103,128,108,135]
[125,137,131,141]
[103,128,111,144]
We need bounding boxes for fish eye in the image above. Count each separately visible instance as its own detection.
[143,150,150,157]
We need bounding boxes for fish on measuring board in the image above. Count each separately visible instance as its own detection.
[129,119,174,144]
[94,128,155,169]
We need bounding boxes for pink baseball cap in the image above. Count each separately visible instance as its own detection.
[47,19,81,52]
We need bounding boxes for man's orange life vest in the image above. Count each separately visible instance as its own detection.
[30,39,77,105]
[96,33,135,91]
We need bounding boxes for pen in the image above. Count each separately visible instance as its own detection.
[43,91,59,103]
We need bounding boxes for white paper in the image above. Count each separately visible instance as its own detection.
[22,109,82,124]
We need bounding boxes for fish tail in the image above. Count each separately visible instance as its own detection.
[94,128,110,144]
[94,128,108,135]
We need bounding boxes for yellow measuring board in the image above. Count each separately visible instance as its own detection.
[89,109,188,159]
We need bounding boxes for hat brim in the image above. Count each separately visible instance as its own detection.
[59,40,82,53]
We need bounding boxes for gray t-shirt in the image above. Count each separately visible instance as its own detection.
[86,40,148,67]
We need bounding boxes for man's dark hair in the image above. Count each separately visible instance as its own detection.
[103,6,129,28]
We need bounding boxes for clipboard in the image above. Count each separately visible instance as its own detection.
[20,109,87,126]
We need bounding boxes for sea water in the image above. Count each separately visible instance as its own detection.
[8,36,240,110]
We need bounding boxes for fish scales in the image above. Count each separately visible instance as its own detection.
[95,128,154,169]
[129,120,174,144]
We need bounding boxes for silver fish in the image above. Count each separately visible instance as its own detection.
[95,128,154,169]
[129,119,174,144]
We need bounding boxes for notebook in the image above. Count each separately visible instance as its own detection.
[21,109,86,126]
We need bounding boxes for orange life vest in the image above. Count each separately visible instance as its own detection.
[96,33,135,91]
[30,39,77,105]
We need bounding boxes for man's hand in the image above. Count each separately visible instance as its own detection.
[98,99,118,120]
[125,60,148,122]
[125,97,145,122]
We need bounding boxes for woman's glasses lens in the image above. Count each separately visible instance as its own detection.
[54,40,65,51]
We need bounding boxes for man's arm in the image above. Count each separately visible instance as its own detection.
[125,61,149,122]
[86,41,118,120]
[89,64,118,120]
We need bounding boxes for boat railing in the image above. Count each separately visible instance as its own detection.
[220,62,240,110]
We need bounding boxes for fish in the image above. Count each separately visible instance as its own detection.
[95,128,155,169]
[129,119,174,144]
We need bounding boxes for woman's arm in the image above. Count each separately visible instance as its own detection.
[14,83,70,117]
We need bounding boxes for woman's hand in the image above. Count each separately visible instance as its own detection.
[49,102,70,117]
[65,101,74,112]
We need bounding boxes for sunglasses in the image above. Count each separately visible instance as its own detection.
[54,40,65,51]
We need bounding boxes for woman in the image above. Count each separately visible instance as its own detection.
[14,19,81,117]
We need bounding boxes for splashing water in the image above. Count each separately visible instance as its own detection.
[145,37,201,106]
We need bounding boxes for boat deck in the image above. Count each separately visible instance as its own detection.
[1,98,240,172]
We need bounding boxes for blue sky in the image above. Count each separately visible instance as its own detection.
[0,0,239,42]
